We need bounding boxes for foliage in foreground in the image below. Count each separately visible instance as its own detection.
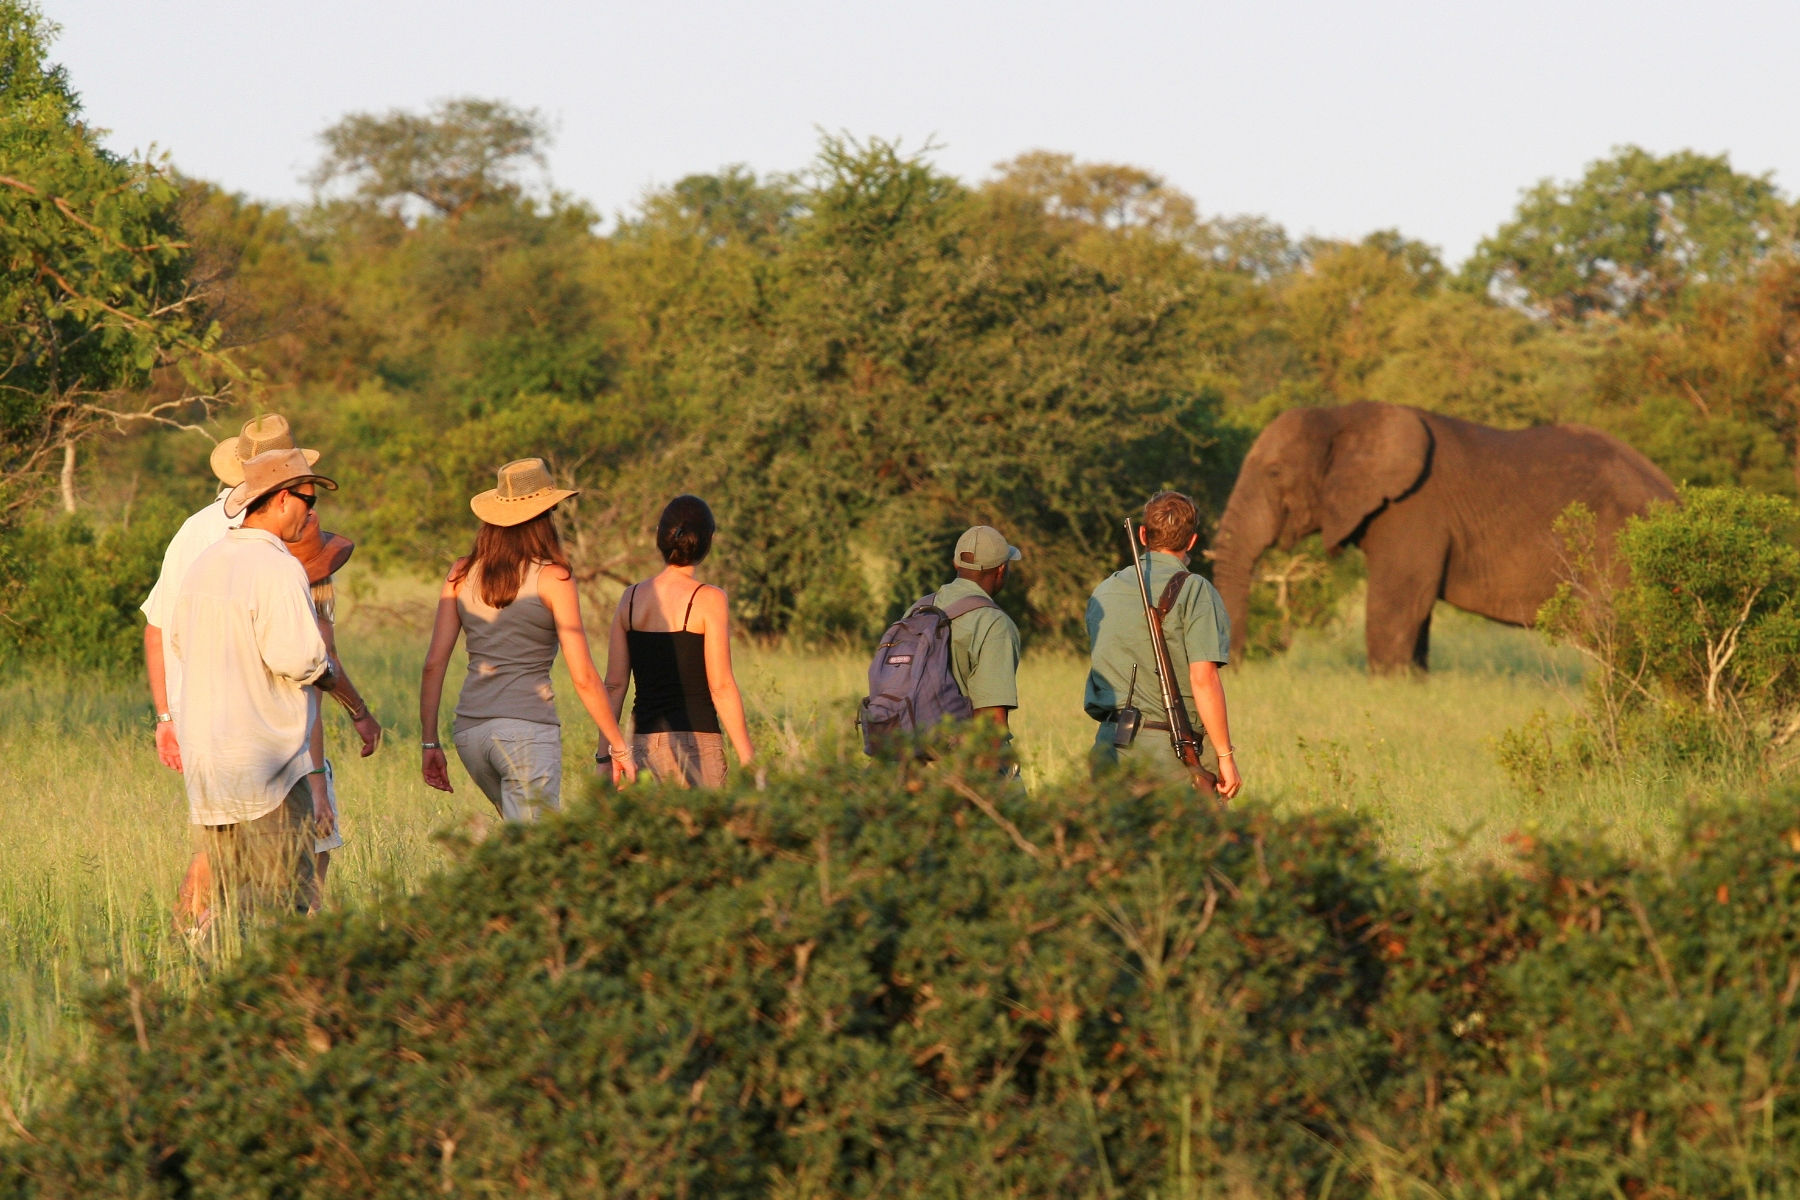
[4,758,1800,1198]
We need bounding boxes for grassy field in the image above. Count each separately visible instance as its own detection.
[0,584,1748,1121]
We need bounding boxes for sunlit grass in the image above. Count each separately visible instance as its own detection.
[0,585,1749,1120]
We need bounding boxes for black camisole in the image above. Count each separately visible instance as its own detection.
[625,583,721,735]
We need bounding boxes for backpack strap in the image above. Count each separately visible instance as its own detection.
[909,592,999,621]
[1156,571,1192,618]
[940,593,999,621]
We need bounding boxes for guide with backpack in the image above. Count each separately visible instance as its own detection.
[860,526,1023,756]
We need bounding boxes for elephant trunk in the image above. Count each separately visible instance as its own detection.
[1210,487,1278,662]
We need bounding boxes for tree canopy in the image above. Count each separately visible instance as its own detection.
[0,0,233,514]
[7,64,1800,647]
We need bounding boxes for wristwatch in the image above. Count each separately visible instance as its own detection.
[155,712,174,724]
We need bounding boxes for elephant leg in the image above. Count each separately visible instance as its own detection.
[1362,524,1447,675]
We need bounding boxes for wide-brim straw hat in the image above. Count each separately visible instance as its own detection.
[224,447,338,519]
[210,414,321,486]
[470,458,577,527]
[287,512,355,584]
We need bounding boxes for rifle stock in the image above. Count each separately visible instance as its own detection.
[1124,518,1219,796]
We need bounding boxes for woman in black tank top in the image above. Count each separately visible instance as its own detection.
[624,582,720,734]
[604,495,756,787]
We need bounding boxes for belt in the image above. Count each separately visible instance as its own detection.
[1103,710,1171,733]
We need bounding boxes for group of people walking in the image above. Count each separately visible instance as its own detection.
[141,416,757,929]
[141,414,1240,931]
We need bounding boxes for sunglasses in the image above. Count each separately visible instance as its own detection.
[285,488,318,510]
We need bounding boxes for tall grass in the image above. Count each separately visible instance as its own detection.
[0,587,1746,1121]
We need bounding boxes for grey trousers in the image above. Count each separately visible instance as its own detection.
[454,717,563,821]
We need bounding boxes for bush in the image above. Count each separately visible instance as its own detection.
[1513,488,1800,786]
[0,500,182,674]
[8,760,1800,1196]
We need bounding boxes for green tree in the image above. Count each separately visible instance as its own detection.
[308,97,550,222]
[0,0,234,514]
[626,165,803,250]
[1362,290,1589,427]
[1538,488,1800,763]
[1278,232,1442,402]
[1463,145,1796,321]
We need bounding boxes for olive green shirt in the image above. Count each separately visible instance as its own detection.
[1083,552,1230,729]
[931,577,1021,711]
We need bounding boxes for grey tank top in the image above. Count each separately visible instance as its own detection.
[453,561,560,731]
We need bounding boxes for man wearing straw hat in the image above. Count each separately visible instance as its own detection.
[142,415,382,926]
[141,415,381,771]
[168,448,345,918]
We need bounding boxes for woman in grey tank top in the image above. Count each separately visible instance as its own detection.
[419,459,635,819]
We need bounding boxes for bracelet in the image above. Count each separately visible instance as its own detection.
[345,703,369,721]
[421,741,441,750]
[155,712,174,724]
[608,744,628,757]
[1218,747,1236,759]
[307,766,327,776]
[594,753,611,764]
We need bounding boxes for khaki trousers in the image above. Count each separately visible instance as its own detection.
[632,731,728,788]
[202,778,316,922]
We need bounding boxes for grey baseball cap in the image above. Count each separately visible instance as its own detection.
[953,526,1022,571]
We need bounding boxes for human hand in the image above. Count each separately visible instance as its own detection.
[351,710,382,757]
[310,777,335,838]
[422,746,454,792]
[610,753,637,785]
[155,722,183,772]
[1216,755,1242,802]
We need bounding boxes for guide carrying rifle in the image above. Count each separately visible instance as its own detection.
[1124,516,1218,795]
[1081,491,1242,800]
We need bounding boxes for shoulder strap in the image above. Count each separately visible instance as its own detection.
[682,583,705,631]
[625,583,638,632]
[1156,571,1191,618]
[940,593,999,621]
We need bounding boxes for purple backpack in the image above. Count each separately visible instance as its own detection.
[858,592,998,756]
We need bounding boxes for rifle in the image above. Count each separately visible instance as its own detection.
[1124,518,1219,796]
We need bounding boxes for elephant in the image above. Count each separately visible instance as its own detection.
[1209,402,1677,674]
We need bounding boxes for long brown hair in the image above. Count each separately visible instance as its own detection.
[449,510,570,609]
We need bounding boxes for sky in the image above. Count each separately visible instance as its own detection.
[43,0,1800,266]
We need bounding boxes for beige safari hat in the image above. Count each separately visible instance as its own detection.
[953,525,1022,571]
[210,414,321,486]
[224,448,338,519]
[469,458,577,527]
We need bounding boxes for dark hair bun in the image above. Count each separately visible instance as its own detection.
[656,496,715,566]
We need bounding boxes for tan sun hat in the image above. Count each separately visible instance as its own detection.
[286,512,355,584]
[210,414,321,486]
[469,458,577,527]
[224,448,338,520]
[953,525,1022,571]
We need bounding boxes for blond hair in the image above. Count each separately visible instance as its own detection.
[310,577,336,624]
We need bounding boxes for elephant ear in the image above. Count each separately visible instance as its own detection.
[1318,404,1432,550]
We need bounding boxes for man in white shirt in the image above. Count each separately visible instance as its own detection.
[143,414,327,769]
[170,448,341,917]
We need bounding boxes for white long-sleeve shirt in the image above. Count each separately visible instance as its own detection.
[169,528,328,825]
[139,490,238,717]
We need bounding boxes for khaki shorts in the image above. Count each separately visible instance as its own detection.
[454,717,562,821]
[202,778,316,921]
[632,731,728,789]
